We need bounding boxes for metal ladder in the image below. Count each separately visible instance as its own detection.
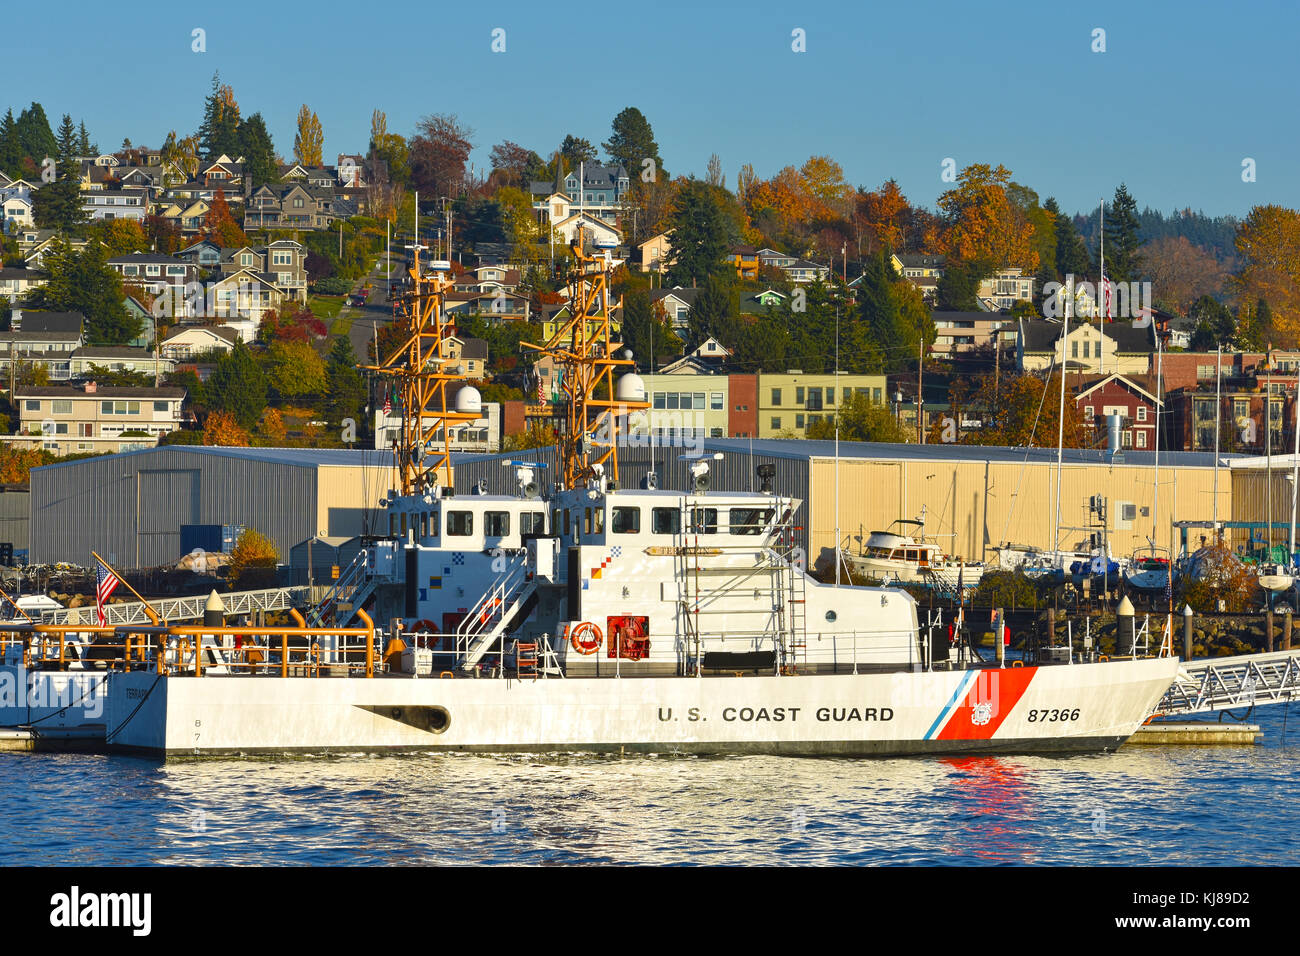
[306,549,370,627]
[457,558,537,672]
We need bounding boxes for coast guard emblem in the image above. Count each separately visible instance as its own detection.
[971,702,993,726]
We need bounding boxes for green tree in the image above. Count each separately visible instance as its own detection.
[667,180,731,287]
[30,239,140,344]
[198,72,241,159]
[684,276,734,348]
[857,250,912,371]
[238,113,278,189]
[602,106,663,180]
[0,109,20,175]
[1102,183,1143,283]
[936,260,980,311]
[1187,294,1235,350]
[77,120,93,156]
[266,339,327,400]
[1046,197,1090,281]
[559,134,597,168]
[55,114,77,162]
[204,341,268,427]
[620,286,681,370]
[31,160,89,232]
[324,335,366,426]
[14,103,57,167]
[806,391,907,442]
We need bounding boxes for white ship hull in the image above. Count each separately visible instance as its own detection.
[104,657,1178,757]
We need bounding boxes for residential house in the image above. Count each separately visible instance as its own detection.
[10,309,84,334]
[1074,374,1162,451]
[0,267,47,302]
[82,187,149,222]
[108,254,198,297]
[757,371,889,438]
[244,183,335,231]
[1017,319,1154,376]
[888,253,945,303]
[22,234,88,270]
[531,163,629,228]
[442,336,489,378]
[0,327,83,382]
[70,347,174,379]
[373,395,504,453]
[739,289,787,315]
[199,155,244,187]
[123,295,157,349]
[649,287,698,334]
[1,192,35,229]
[757,248,797,270]
[159,324,241,361]
[176,239,223,270]
[930,311,1017,357]
[548,211,622,247]
[638,232,672,273]
[977,267,1034,312]
[13,382,186,454]
[730,245,759,280]
[657,336,732,374]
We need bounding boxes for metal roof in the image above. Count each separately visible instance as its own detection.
[32,445,406,473]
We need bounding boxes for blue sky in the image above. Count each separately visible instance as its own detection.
[6,0,1295,217]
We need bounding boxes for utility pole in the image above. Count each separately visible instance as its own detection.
[917,336,925,443]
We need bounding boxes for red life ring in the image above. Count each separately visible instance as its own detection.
[570,622,603,655]
[412,619,438,634]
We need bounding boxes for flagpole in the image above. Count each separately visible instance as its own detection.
[92,551,161,625]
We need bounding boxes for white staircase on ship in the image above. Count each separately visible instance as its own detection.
[456,557,539,672]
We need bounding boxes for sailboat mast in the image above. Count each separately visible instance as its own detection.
[1153,338,1162,546]
[1099,199,1106,376]
[1053,277,1072,558]
[1291,379,1299,562]
[1213,345,1222,533]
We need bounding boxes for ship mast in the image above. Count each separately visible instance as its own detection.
[360,244,478,494]
[522,230,649,490]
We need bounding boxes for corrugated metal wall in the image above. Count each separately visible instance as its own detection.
[810,456,1231,566]
[30,448,320,568]
[1229,469,1299,551]
[0,488,29,552]
[452,446,812,554]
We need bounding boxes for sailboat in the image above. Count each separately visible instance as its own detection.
[1257,369,1293,592]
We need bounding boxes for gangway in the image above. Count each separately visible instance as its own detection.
[38,586,314,627]
[1154,648,1300,716]
[306,549,373,627]
[457,559,538,672]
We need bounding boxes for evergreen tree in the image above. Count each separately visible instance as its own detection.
[1048,197,1091,280]
[198,72,241,159]
[619,287,680,370]
[55,114,77,162]
[30,239,140,344]
[936,260,979,311]
[857,250,910,371]
[14,103,58,166]
[1102,183,1143,283]
[203,342,268,428]
[666,180,730,287]
[559,134,597,169]
[684,276,734,348]
[77,120,92,156]
[238,113,278,189]
[602,106,663,178]
[0,109,19,175]
[324,335,366,427]
[31,160,90,231]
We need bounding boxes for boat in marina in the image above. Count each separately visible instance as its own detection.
[2,238,1179,757]
[841,512,985,592]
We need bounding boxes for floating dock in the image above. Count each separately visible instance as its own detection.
[1127,722,1262,745]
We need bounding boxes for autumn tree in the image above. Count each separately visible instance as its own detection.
[937,163,1038,272]
[226,527,280,587]
[202,189,247,248]
[1232,204,1300,346]
[806,391,907,443]
[203,410,251,446]
[858,179,911,253]
[1142,236,1224,314]
[88,219,148,257]
[409,114,473,198]
[489,140,545,187]
[266,339,327,400]
[293,105,324,166]
[962,371,1084,448]
[261,408,287,443]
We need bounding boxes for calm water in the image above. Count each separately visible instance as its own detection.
[2,707,1298,866]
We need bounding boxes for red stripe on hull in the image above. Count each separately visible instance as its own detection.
[936,667,1037,740]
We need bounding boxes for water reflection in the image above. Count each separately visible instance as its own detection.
[2,707,1298,865]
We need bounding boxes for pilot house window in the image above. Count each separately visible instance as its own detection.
[651,508,681,535]
[612,507,641,534]
[446,511,473,536]
[484,511,510,537]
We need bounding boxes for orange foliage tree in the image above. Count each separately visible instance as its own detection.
[937,163,1039,272]
[203,410,251,446]
[202,189,248,248]
[960,371,1085,448]
[1233,204,1300,346]
[0,445,50,483]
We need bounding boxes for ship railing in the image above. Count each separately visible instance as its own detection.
[404,627,555,678]
[2,610,380,678]
[684,629,921,676]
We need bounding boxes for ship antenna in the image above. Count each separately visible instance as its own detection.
[359,242,476,494]
[520,227,649,490]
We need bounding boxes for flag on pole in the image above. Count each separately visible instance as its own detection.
[382,385,391,415]
[95,557,120,626]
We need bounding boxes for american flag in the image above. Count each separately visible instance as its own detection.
[95,557,120,626]
[382,386,391,415]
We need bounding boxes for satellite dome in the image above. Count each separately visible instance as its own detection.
[455,386,482,415]
[615,372,646,403]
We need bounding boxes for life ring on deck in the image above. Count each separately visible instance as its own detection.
[412,619,437,634]
[569,622,603,655]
